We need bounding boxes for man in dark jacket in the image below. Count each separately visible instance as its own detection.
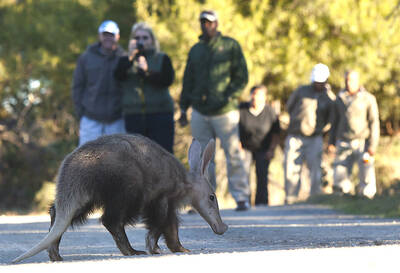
[72,20,126,146]
[178,10,251,211]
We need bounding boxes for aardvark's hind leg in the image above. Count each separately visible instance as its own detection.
[47,204,64,261]
[146,228,163,254]
[101,212,146,256]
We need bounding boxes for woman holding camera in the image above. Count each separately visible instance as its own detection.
[115,22,175,153]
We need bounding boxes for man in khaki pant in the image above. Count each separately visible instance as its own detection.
[178,10,251,211]
[328,70,380,198]
[284,63,335,204]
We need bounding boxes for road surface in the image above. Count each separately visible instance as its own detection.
[1,204,400,272]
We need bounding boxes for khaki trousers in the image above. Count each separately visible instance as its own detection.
[191,109,250,203]
[333,139,376,198]
[284,134,323,203]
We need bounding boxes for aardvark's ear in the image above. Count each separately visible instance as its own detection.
[188,138,202,173]
[200,138,215,177]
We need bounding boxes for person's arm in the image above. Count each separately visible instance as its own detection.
[286,89,298,114]
[114,56,133,81]
[224,40,248,101]
[328,98,340,154]
[367,95,380,155]
[72,55,86,119]
[328,99,339,145]
[265,119,281,160]
[322,85,336,134]
[142,54,175,87]
[178,50,195,126]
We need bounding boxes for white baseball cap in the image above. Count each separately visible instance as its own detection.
[98,20,120,35]
[199,10,218,22]
[310,63,330,83]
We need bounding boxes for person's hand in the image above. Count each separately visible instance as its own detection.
[328,144,336,156]
[367,148,375,156]
[265,150,275,161]
[128,39,138,61]
[137,56,148,72]
[178,112,188,127]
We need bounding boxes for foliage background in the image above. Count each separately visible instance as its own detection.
[1,0,400,212]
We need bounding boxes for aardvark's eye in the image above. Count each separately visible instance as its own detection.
[209,195,215,201]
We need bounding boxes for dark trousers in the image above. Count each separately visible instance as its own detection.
[244,150,270,205]
[124,112,175,154]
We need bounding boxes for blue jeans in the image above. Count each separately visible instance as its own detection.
[79,116,126,146]
[124,112,175,154]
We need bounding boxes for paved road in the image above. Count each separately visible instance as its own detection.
[1,204,400,272]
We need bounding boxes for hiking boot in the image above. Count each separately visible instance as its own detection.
[332,185,344,196]
[235,201,250,211]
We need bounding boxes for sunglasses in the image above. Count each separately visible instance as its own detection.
[134,35,150,41]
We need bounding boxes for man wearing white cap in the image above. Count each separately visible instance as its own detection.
[328,70,379,198]
[283,63,335,204]
[72,20,126,146]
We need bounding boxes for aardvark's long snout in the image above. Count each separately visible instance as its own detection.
[212,222,228,235]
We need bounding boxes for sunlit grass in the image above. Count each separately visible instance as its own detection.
[306,194,400,218]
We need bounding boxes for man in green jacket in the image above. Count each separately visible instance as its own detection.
[178,10,250,211]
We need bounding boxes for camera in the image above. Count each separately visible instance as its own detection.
[136,43,145,56]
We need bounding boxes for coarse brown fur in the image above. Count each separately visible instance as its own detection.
[12,134,227,263]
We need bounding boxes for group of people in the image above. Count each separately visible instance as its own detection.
[284,64,380,203]
[72,20,175,153]
[72,10,380,212]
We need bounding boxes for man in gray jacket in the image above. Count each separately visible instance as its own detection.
[328,70,380,198]
[284,63,335,204]
[72,20,126,146]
